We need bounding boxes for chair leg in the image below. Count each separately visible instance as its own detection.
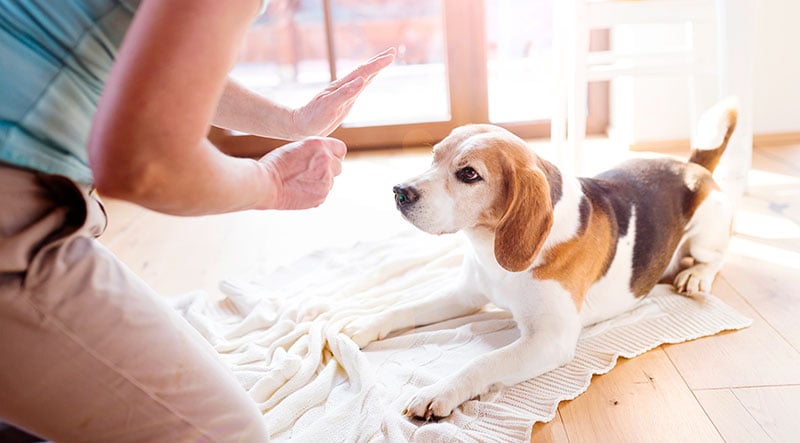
[566,0,589,176]
[551,0,568,160]
[714,0,756,204]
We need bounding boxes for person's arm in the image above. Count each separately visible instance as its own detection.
[212,48,396,140]
[89,0,345,215]
[212,79,294,140]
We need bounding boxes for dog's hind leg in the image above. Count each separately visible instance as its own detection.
[673,190,733,296]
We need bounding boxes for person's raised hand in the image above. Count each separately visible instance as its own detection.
[255,137,347,210]
[289,48,396,138]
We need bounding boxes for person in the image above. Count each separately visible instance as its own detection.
[0,0,396,441]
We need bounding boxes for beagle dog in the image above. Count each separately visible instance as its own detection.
[346,99,738,420]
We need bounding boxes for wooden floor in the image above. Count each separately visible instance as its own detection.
[99,139,800,442]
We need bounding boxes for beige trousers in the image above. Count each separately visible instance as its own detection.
[0,164,269,442]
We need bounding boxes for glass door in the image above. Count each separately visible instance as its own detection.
[217,0,606,153]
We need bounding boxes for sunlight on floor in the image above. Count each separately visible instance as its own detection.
[729,236,800,270]
[727,161,800,269]
[748,168,800,188]
[736,208,800,240]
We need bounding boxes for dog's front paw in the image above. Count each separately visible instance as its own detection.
[674,264,717,296]
[402,381,467,421]
[342,315,392,348]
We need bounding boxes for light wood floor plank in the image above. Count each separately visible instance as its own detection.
[663,276,800,389]
[729,385,800,441]
[557,349,721,443]
[721,252,800,353]
[698,384,800,443]
[694,389,772,443]
[530,411,569,443]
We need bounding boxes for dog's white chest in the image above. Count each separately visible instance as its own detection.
[461,234,547,311]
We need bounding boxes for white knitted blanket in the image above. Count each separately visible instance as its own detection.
[174,230,751,442]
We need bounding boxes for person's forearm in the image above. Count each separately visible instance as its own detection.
[212,78,298,140]
[94,137,276,216]
[208,125,289,158]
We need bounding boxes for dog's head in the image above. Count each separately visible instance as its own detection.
[393,124,559,272]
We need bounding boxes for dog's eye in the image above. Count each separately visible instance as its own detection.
[456,167,482,183]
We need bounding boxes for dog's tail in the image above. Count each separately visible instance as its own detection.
[688,97,739,173]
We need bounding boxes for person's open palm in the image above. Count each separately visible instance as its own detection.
[290,48,396,138]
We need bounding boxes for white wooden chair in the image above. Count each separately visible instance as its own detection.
[551,0,755,199]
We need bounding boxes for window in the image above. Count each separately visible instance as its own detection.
[214,0,607,154]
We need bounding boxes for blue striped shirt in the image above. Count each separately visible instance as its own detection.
[0,0,140,183]
[0,0,267,184]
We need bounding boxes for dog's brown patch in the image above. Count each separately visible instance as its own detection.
[532,196,615,308]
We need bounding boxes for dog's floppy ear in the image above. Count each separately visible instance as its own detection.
[494,166,553,272]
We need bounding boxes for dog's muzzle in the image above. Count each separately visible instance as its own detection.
[393,185,419,209]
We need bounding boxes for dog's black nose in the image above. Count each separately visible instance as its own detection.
[393,185,419,207]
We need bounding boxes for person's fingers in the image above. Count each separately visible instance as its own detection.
[363,47,397,64]
[323,77,365,110]
[327,138,347,160]
[330,156,343,176]
[307,149,335,181]
[320,48,394,103]
[293,78,360,137]
[354,51,395,78]
[358,48,396,72]
[336,96,360,121]
[332,48,395,88]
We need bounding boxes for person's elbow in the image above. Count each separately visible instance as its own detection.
[89,142,166,204]
[92,164,140,201]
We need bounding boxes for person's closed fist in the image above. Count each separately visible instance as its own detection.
[257,137,346,210]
